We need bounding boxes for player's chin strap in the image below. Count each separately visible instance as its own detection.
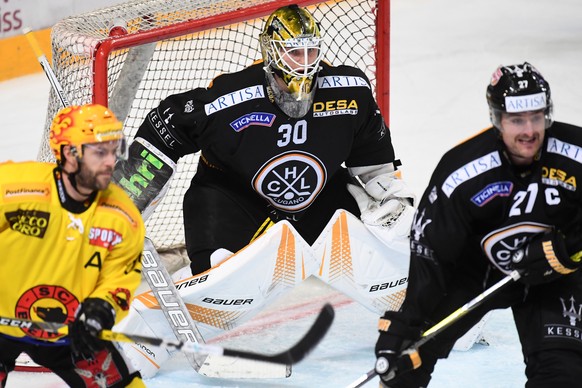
[345,270,522,388]
[0,303,333,366]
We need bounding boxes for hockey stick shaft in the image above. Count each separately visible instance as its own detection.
[140,237,207,371]
[22,28,70,108]
[0,303,333,365]
[346,270,521,388]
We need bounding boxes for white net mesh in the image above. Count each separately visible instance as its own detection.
[40,0,386,249]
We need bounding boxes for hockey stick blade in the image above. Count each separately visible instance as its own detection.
[221,302,335,364]
[346,271,521,388]
[0,303,334,365]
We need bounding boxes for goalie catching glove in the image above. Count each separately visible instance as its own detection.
[375,311,422,384]
[511,229,582,285]
[69,298,116,358]
[347,162,415,242]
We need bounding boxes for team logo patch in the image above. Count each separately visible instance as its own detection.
[6,210,50,238]
[15,285,79,340]
[471,181,513,206]
[252,151,327,212]
[230,112,276,132]
[109,288,131,311]
[481,222,549,272]
[89,227,123,250]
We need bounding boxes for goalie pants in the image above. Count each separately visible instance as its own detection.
[386,270,582,388]
[0,335,142,387]
[183,162,360,275]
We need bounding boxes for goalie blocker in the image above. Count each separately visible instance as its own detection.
[112,138,176,220]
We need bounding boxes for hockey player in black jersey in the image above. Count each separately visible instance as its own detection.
[374,62,582,387]
[113,4,414,275]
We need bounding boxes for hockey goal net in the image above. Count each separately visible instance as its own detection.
[39,0,389,250]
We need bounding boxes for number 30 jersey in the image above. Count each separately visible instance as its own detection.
[134,61,397,219]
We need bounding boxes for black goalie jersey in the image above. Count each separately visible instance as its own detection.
[134,61,396,220]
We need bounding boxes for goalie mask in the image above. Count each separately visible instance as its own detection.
[260,5,324,118]
[50,104,127,165]
[486,62,553,129]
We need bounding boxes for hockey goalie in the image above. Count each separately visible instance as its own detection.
[111,5,483,379]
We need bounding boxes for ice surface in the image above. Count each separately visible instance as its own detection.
[2,0,581,386]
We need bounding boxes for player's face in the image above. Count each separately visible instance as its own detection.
[76,141,120,191]
[499,110,546,165]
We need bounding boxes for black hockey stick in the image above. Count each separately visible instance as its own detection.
[346,270,521,388]
[0,303,334,365]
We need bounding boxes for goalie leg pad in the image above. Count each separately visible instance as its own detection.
[167,220,317,338]
[113,305,172,379]
[452,311,492,351]
[127,220,317,353]
[312,210,410,314]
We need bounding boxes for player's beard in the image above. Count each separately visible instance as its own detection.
[75,164,113,192]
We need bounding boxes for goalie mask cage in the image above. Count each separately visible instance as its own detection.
[39,0,390,250]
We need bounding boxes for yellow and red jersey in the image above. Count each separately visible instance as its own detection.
[0,161,145,342]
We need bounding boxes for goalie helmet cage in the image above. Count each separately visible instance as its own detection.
[39,0,390,250]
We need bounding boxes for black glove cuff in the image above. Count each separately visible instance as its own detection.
[379,311,422,338]
[80,298,116,330]
[529,230,579,273]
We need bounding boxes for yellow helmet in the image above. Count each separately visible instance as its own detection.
[260,5,323,105]
[49,104,126,163]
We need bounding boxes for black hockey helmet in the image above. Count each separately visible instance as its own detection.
[486,62,553,129]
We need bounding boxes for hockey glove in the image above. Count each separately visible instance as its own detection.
[511,229,582,285]
[375,312,422,383]
[347,179,415,246]
[347,162,415,221]
[69,298,116,358]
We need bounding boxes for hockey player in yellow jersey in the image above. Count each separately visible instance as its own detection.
[0,104,146,387]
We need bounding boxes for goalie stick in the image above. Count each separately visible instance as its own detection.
[23,29,291,378]
[346,270,521,388]
[0,303,334,365]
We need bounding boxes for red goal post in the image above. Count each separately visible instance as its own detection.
[40,0,390,250]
